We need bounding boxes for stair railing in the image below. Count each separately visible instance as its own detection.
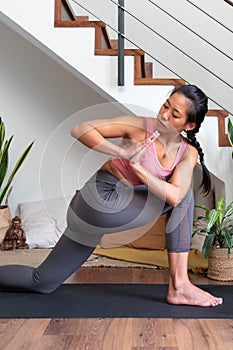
[118,0,125,86]
[110,0,233,93]
[69,0,233,115]
[186,0,233,33]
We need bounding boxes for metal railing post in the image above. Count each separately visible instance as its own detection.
[118,0,125,86]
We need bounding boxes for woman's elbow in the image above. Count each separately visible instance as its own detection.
[167,199,178,208]
[71,122,92,140]
[166,192,181,208]
[71,125,82,139]
[168,189,192,208]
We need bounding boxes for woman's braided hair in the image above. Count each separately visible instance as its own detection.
[170,84,211,195]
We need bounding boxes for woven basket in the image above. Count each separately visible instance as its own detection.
[0,187,12,243]
[207,247,233,281]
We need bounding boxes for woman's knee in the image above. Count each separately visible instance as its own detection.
[32,268,60,294]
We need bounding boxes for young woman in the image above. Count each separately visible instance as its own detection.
[0,85,223,307]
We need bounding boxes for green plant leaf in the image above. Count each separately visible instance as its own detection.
[217,196,225,211]
[217,197,224,225]
[0,136,14,190]
[195,205,211,219]
[0,141,34,204]
[207,209,219,231]
[200,228,208,233]
[195,204,210,212]
[196,215,208,220]
[224,201,233,218]
[202,233,215,259]
[193,215,208,223]
[192,227,207,237]
[228,118,233,147]
[0,117,6,156]
[222,228,233,253]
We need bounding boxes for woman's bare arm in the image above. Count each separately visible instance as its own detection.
[71,115,147,158]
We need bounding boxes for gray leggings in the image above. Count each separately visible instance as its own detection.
[0,170,194,293]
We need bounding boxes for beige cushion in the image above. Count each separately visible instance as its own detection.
[100,215,166,249]
[100,214,167,250]
[124,214,166,250]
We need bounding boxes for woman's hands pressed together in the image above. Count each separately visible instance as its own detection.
[123,134,157,164]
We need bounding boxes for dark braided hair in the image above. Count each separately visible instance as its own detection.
[170,84,211,195]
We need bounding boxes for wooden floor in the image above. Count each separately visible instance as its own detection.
[0,267,233,350]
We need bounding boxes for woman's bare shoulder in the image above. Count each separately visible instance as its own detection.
[112,115,146,131]
[184,142,198,166]
[186,142,198,154]
[117,115,146,125]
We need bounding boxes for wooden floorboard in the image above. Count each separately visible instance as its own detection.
[0,267,232,350]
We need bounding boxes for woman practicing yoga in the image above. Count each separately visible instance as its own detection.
[0,84,223,307]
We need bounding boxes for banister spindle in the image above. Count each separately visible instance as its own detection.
[118,0,125,86]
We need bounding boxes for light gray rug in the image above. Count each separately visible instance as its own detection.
[0,249,157,268]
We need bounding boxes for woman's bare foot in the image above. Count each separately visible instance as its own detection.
[167,280,223,307]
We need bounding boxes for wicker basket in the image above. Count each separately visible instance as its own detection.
[0,187,12,243]
[207,247,233,281]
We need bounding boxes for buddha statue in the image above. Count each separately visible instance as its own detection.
[1,216,29,251]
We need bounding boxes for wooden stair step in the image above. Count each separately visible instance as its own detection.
[110,39,118,50]
[206,109,229,117]
[145,62,153,78]
[54,20,106,28]
[134,77,186,87]
[206,109,230,147]
[76,16,89,21]
[95,48,145,56]
[55,8,184,87]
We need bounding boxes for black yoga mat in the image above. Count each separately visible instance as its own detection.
[0,284,232,319]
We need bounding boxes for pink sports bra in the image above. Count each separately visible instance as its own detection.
[111,117,187,185]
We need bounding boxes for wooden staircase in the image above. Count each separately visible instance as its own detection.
[54,0,231,147]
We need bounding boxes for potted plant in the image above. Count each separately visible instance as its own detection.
[194,196,233,281]
[228,117,233,159]
[0,117,34,241]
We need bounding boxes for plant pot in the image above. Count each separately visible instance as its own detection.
[0,205,12,243]
[0,187,13,243]
[207,247,233,281]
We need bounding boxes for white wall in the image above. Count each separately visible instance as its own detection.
[0,21,116,214]
[197,116,233,205]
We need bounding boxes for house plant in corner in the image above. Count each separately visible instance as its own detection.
[0,116,34,242]
[194,196,233,281]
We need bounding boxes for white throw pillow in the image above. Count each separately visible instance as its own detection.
[18,196,72,248]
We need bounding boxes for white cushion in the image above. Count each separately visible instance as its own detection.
[18,196,72,248]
